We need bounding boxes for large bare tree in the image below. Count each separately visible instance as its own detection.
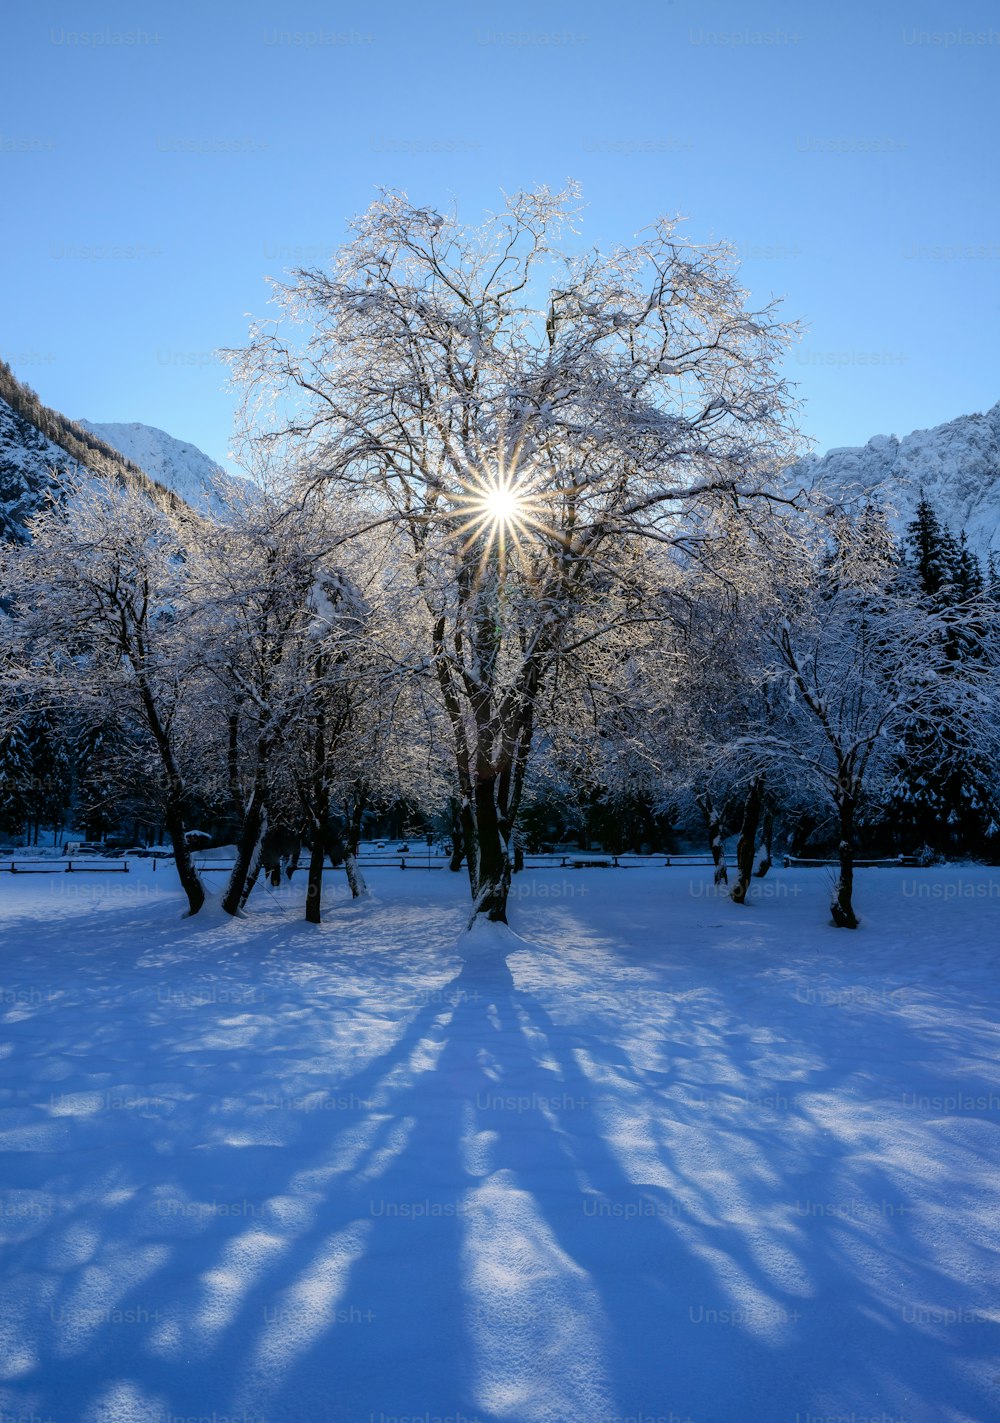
[229,186,801,925]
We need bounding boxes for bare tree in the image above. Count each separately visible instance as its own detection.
[756,507,1000,927]
[229,187,801,926]
[187,485,334,915]
[2,475,208,915]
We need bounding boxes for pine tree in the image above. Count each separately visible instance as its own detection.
[25,709,73,844]
[73,720,120,841]
[904,493,955,600]
[0,719,33,839]
[955,532,985,601]
[890,498,997,856]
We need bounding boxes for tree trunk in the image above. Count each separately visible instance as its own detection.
[239,828,267,910]
[297,682,330,922]
[831,790,859,928]
[697,791,727,886]
[342,797,368,898]
[134,674,203,915]
[227,710,242,834]
[305,834,325,924]
[286,838,301,879]
[222,767,266,915]
[731,777,765,904]
[754,808,774,877]
[448,798,465,872]
[164,796,204,917]
[470,774,510,924]
[432,608,534,928]
[343,848,367,899]
[460,795,479,898]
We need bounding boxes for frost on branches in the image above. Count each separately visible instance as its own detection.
[227,186,801,924]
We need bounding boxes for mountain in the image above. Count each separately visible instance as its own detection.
[77,420,238,513]
[0,359,173,544]
[791,400,1000,555]
[4,350,997,557]
[0,359,232,543]
[0,392,82,543]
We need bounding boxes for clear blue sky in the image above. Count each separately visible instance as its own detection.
[3,0,998,472]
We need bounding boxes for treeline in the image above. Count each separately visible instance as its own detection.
[887,497,1000,858]
[1,477,997,932]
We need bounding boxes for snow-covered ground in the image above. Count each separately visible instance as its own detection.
[1,863,998,1423]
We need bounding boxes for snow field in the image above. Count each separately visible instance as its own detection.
[0,863,998,1423]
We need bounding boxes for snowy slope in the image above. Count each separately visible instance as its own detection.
[0,376,236,541]
[0,396,85,542]
[791,399,1000,554]
[78,419,240,513]
[0,862,998,1423]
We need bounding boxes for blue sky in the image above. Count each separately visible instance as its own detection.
[3,0,999,472]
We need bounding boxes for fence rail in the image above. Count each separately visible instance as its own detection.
[192,852,724,872]
[150,852,725,873]
[0,860,130,875]
[783,855,921,869]
[0,852,934,878]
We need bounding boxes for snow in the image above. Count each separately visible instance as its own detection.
[76,420,244,514]
[791,399,1000,556]
[0,396,83,541]
[0,400,244,542]
[1,863,999,1423]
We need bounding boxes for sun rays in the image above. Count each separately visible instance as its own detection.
[444,444,561,576]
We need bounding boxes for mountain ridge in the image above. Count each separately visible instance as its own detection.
[790,399,1000,554]
[77,419,238,513]
[2,354,997,552]
[0,360,231,542]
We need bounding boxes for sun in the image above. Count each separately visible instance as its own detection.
[444,445,560,574]
[481,482,522,526]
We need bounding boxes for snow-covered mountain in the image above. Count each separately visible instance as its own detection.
[77,419,239,513]
[0,394,81,542]
[0,358,245,542]
[791,400,1000,555]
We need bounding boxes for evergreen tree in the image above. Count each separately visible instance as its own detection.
[24,708,73,844]
[955,532,985,602]
[72,720,121,841]
[904,492,957,600]
[0,718,33,838]
[890,497,998,857]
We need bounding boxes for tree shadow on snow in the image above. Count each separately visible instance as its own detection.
[1,890,998,1422]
